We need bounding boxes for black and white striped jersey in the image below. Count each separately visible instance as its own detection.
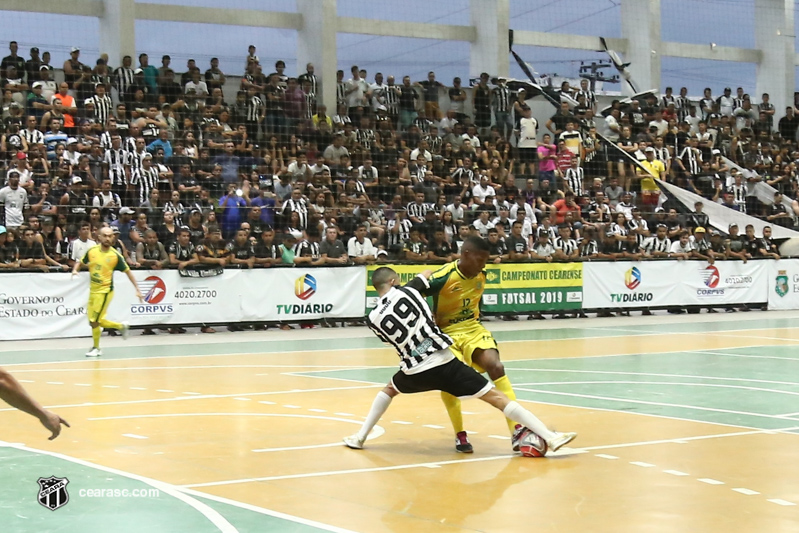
[104,148,128,186]
[642,236,671,254]
[627,218,649,247]
[386,218,412,248]
[127,149,146,184]
[280,198,309,229]
[246,95,264,122]
[492,86,511,112]
[406,201,432,221]
[564,167,584,196]
[20,128,44,146]
[553,236,578,256]
[90,94,113,126]
[131,166,159,206]
[730,184,747,213]
[383,85,400,114]
[114,67,135,96]
[576,89,596,108]
[367,276,453,374]
[578,238,599,257]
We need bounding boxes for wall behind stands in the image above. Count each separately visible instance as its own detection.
[1,259,796,342]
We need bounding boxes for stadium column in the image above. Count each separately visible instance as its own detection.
[620,0,661,97]
[469,0,509,79]
[296,0,337,110]
[755,0,795,117]
[99,0,136,69]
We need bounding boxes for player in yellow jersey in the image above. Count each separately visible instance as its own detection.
[72,227,143,357]
[421,236,576,453]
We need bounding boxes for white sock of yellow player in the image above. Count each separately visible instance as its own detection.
[356,391,393,441]
[502,401,555,441]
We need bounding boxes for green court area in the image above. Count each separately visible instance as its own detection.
[296,345,799,432]
[0,445,340,533]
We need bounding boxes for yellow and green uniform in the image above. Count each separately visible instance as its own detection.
[422,261,518,434]
[81,245,128,327]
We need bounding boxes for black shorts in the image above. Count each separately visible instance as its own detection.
[391,357,493,398]
[475,111,491,128]
[518,147,538,164]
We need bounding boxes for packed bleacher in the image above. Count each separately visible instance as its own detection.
[0,41,791,292]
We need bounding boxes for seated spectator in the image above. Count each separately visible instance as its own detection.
[294,230,324,266]
[472,208,494,237]
[758,225,781,259]
[66,221,96,267]
[725,223,748,261]
[135,229,168,269]
[427,226,452,263]
[403,227,427,262]
[486,227,508,264]
[530,230,555,262]
[347,224,377,264]
[227,228,256,269]
[254,226,280,267]
[197,224,229,267]
[319,226,348,265]
[670,230,697,260]
[641,224,671,258]
[0,226,19,268]
[553,225,578,261]
[168,227,200,270]
[507,220,529,262]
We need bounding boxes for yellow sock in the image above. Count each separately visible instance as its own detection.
[99,319,122,330]
[92,327,101,349]
[441,392,464,434]
[493,375,518,434]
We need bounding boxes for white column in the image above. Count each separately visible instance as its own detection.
[620,0,661,95]
[470,0,509,79]
[99,0,136,67]
[297,0,337,110]
[755,0,795,115]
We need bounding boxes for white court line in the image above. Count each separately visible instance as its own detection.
[251,426,385,453]
[422,425,444,429]
[698,478,724,485]
[515,387,799,422]
[509,369,799,387]
[595,454,618,460]
[630,461,655,468]
[8,364,385,373]
[768,499,796,506]
[46,381,63,385]
[0,440,238,533]
[576,428,799,452]
[733,488,760,495]
[0,384,384,414]
[156,389,175,393]
[664,470,689,476]
[122,433,148,440]
[514,381,799,398]
[696,350,799,362]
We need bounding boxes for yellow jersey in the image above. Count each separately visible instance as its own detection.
[81,245,129,294]
[422,261,486,333]
[639,159,666,192]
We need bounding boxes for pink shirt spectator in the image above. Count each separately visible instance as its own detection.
[537,145,556,172]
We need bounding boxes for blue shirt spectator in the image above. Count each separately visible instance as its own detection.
[218,185,247,238]
[147,135,172,159]
[213,142,241,185]
[251,193,276,226]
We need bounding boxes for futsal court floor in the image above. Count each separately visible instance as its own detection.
[2,310,799,533]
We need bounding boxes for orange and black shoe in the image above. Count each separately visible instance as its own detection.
[455,431,473,453]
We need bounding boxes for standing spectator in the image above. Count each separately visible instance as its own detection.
[1,42,26,79]
[415,71,443,121]
[114,56,135,102]
[491,77,512,140]
[472,72,491,133]
[448,77,468,122]
[218,184,248,239]
[778,107,799,141]
[517,107,538,177]
[398,76,419,130]
[204,57,226,93]
[0,171,29,231]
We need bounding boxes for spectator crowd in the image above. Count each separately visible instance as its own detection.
[0,40,793,327]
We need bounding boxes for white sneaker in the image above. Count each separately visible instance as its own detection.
[343,434,365,449]
[121,322,130,340]
[85,347,102,358]
[546,431,577,453]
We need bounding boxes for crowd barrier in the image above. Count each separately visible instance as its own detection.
[1,260,797,341]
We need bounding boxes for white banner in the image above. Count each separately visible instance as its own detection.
[583,260,769,308]
[768,259,799,310]
[0,273,90,341]
[0,267,367,341]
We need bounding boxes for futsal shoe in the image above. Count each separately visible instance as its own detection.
[85,347,102,358]
[343,434,365,449]
[455,431,473,453]
[121,322,130,340]
[546,431,578,453]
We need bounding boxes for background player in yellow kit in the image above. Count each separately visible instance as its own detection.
[72,227,143,357]
[421,236,575,453]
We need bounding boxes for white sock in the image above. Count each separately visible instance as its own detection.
[503,401,555,441]
[356,391,393,441]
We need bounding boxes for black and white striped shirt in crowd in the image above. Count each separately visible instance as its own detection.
[579,238,599,257]
[406,201,432,221]
[114,67,135,96]
[356,128,376,151]
[337,81,347,107]
[733,97,746,111]
[366,276,453,374]
[730,184,747,213]
[304,91,316,119]
[104,148,128,186]
[20,128,44,146]
[492,86,512,112]
[298,73,318,97]
[124,136,137,154]
[642,236,671,254]
[628,218,649,247]
[384,85,400,114]
[280,198,309,229]
[99,131,113,150]
[294,239,321,260]
[576,89,596,108]
[386,218,413,248]
[652,146,670,164]
[675,96,690,120]
[679,147,701,175]
[564,167,584,196]
[553,236,578,256]
[246,95,264,122]
[130,166,159,206]
[127,150,146,183]
[90,94,114,126]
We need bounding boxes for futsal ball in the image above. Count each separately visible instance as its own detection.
[518,429,548,457]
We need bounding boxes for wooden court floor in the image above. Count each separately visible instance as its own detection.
[1,313,799,532]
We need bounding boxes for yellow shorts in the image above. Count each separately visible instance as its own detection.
[88,291,114,323]
[444,322,498,374]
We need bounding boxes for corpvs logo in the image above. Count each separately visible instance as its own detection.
[131,276,174,315]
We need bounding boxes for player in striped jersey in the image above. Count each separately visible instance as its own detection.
[344,267,577,454]
[553,225,578,261]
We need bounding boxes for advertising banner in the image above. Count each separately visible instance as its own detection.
[583,260,768,308]
[366,263,583,313]
[768,259,799,310]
